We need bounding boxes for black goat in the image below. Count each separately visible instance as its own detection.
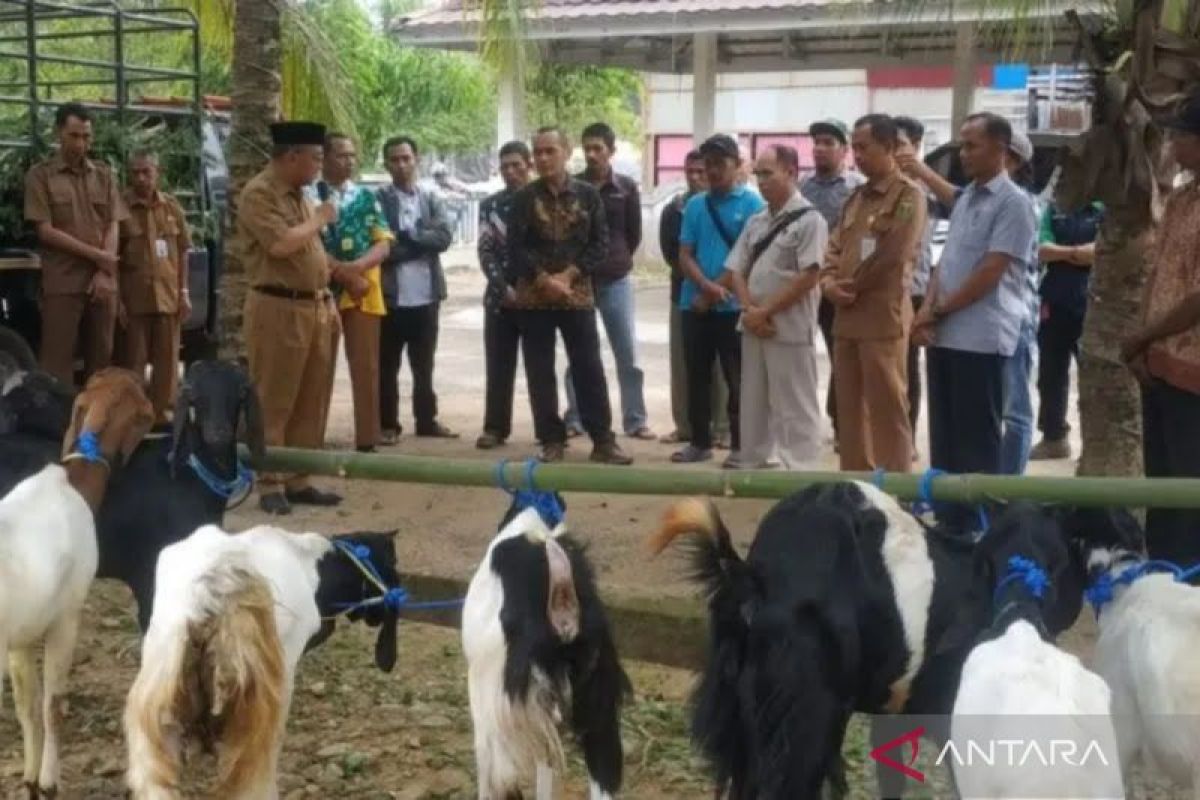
[0,369,78,495]
[307,529,403,672]
[98,360,265,628]
[462,494,630,799]
[652,482,1086,800]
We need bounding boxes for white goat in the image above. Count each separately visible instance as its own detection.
[953,621,1124,799]
[0,367,153,798]
[0,465,97,797]
[124,524,331,800]
[1073,507,1200,797]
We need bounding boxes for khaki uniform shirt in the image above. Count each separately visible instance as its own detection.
[235,167,329,293]
[822,171,927,340]
[725,192,828,344]
[24,153,127,295]
[119,189,191,315]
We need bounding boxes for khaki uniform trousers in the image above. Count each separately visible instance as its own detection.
[834,337,913,472]
[245,291,340,494]
[739,334,823,469]
[39,292,117,386]
[341,307,381,449]
[117,312,180,424]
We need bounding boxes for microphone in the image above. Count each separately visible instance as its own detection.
[317,181,330,203]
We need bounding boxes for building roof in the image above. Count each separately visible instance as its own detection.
[391,0,1101,72]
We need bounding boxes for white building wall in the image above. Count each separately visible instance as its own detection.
[647,70,869,133]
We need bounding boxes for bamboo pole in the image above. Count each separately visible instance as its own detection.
[252,447,1200,508]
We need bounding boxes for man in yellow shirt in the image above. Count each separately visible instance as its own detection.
[316,133,393,452]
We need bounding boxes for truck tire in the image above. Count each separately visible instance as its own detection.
[0,324,37,371]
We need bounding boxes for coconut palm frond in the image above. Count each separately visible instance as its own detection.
[467,0,537,89]
[279,4,358,137]
[179,0,234,62]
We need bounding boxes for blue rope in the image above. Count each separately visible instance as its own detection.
[872,468,886,489]
[1085,558,1198,615]
[329,539,464,617]
[494,457,565,529]
[73,431,104,464]
[992,555,1050,608]
[912,468,945,516]
[186,453,254,501]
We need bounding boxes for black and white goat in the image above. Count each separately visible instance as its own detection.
[0,360,265,629]
[949,504,1122,799]
[2,368,154,798]
[1067,507,1200,795]
[463,497,630,799]
[651,482,1087,799]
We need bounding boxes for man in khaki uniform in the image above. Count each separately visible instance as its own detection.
[24,102,126,385]
[237,121,341,516]
[726,144,828,469]
[117,151,191,424]
[822,114,927,472]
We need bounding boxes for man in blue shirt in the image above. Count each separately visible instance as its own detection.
[912,113,1037,527]
[672,134,765,466]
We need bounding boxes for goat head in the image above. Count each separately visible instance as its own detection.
[64,368,154,466]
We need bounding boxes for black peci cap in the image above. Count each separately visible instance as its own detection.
[269,121,327,147]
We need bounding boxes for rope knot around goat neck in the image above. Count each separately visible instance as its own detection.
[494,457,566,529]
[185,452,254,505]
[992,555,1051,608]
[62,430,111,471]
[325,539,464,620]
[1085,559,1196,615]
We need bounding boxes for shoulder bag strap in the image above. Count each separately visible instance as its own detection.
[744,208,811,283]
[705,194,737,249]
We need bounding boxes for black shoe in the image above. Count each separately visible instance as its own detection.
[259,493,292,516]
[591,440,633,465]
[285,487,343,507]
[540,442,566,463]
[416,422,460,439]
[355,445,377,454]
[475,432,506,450]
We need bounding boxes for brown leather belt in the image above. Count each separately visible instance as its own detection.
[253,285,329,301]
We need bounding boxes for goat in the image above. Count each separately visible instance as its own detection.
[0,369,77,496]
[1067,506,1200,796]
[0,360,266,630]
[123,524,331,800]
[949,503,1123,799]
[650,482,1087,799]
[463,495,630,800]
[1,368,154,798]
[98,360,265,629]
[307,529,404,673]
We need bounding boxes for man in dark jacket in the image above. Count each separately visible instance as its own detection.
[507,126,632,465]
[658,149,729,446]
[376,135,455,444]
[561,122,654,441]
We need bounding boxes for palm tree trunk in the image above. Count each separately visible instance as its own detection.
[1076,219,1149,477]
[219,0,283,359]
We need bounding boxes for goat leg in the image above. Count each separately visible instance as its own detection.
[37,613,82,795]
[9,649,44,792]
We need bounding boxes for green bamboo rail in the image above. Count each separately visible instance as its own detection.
[251,446,1200,508]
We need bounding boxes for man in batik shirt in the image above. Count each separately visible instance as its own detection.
[317,133,393,452]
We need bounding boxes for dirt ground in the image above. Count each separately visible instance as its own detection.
[4,257,1151,799]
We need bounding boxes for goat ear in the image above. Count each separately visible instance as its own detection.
[241,382,267,467]
[374,610,399,673]
[169,383,193,477]
[119,397,156,464]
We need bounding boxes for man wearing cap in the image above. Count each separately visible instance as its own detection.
[911,112,1036,531]
[24,102,127,385]
[237,120,342,515]
[821,114,927,472]
[801,118,865,441]
[115,150,191,425]
[1121,90,1200,566]
[672,133,765,467]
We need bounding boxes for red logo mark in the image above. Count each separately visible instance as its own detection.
[869,725,926,783]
